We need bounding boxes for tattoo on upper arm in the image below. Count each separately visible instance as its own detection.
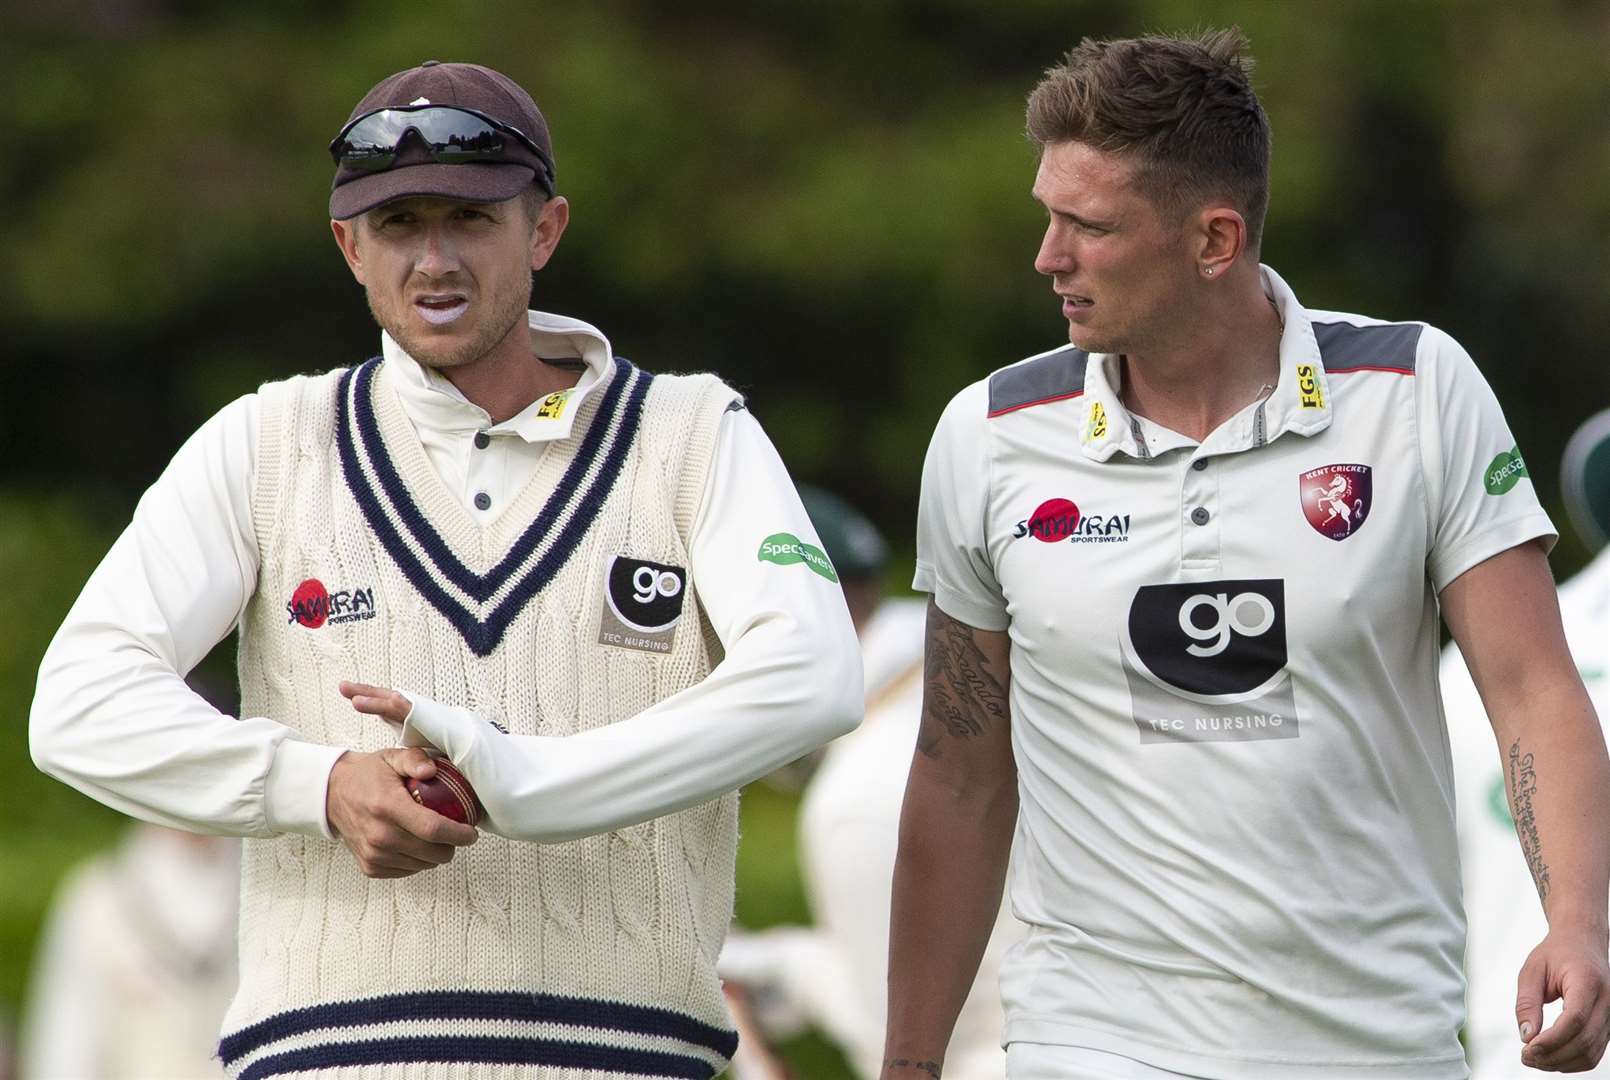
[1508,739,1551,903]
[883,1059,942,1078]
[917,604,1008,759]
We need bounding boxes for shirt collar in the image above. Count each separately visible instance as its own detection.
[380,309,616,443]
[1077,263,1332,463]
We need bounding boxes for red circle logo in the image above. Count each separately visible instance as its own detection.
[1028,498,1080,542]
[289,579,330,629]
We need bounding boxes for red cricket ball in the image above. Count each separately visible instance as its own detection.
[405,756,483,827]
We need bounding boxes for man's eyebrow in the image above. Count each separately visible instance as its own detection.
[1033,195,1114,229]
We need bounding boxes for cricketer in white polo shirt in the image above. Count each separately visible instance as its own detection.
[914,262,1563,1078]
[885,30,1610,1080]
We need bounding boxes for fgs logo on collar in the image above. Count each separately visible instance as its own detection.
[536,389,571,420]
[1296,363,1325,409]
[599,555,686,654]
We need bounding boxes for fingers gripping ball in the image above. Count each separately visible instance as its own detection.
[406,754,484,827]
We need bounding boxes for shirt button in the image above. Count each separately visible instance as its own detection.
[1192,458,1209,471]
[1191,506,1210,526]
[473,432,490,450]
[474,492,492,512]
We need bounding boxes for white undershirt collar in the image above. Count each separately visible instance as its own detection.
[380,309,615,444]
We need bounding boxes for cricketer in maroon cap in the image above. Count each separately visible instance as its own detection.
[30,56,862,1080]
[328,60,571,410]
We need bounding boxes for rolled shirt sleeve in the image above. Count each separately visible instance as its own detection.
[399,408,864,842]
[1419,326,1557,591]
[913,381,1009,631]
[28,395,343,838]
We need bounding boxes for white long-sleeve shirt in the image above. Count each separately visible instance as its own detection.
[30,310,861,840]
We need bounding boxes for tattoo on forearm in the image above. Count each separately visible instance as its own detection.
[917,605,1007,759]
[1508,739,1551,902]
[883,1059,942,1078]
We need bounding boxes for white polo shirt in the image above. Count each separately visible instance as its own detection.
[914,266,1554,1079]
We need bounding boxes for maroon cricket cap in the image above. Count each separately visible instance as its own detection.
[329,60,555,220]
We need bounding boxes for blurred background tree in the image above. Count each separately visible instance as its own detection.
[3,0,1607,1074]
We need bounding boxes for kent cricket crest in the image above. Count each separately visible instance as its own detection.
[1300,463,1372,541]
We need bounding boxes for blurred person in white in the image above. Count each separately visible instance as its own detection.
[721,487,1020,1080]
[19,824,239,1080]
[1445,410,1610,1079]
[21,674,241,1080]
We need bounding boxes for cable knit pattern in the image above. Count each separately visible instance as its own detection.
[227,357,741,1079]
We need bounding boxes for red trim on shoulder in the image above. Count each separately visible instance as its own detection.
[1325,364,1415,375]
[987,389,1085,418]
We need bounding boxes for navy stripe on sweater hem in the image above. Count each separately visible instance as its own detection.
[218,989,739,1065]
[235,1035,716,1080]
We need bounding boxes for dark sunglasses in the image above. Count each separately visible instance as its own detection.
[329,105,554,195]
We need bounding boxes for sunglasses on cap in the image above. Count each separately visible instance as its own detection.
[328,104,554,195]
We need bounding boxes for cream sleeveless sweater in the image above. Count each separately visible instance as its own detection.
[221,356,742,1080]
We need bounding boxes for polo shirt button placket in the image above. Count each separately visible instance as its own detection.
[1181,453,1221,568]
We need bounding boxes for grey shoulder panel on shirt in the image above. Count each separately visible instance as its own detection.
[987,346,1090,416]
[1312,320,1423,373]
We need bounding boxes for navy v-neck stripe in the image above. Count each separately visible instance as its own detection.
[351,355,634,600]
[335,356,651,657]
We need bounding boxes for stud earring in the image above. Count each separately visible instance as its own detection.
[1204,266,1215,277]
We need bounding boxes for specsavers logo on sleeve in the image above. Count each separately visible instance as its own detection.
[1484,447,1528,495]
[758,533,839,582]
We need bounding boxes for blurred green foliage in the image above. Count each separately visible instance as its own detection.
[4,0,1609,1074]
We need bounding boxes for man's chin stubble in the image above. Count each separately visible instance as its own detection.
[369,299,518,371]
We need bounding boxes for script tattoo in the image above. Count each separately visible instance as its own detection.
[917,604,1008,758]
[883,1060,942,1078]
[1508,739,1551,902]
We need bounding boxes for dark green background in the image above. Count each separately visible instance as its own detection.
[5,2,1608,1075]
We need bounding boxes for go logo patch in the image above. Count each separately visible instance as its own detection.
[1119,579,1300,744]
[599,555,685,654]
[758,533,838,583]
[1484,447,1528,495]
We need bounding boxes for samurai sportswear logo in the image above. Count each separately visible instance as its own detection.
[1013,498,1130,544]
[758,534,839,583]
[1301,463,1372,541]
[1119,579,1299,744]
[287,578,376,629]
[1485,447,1528,495]
[599,555,685,654]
